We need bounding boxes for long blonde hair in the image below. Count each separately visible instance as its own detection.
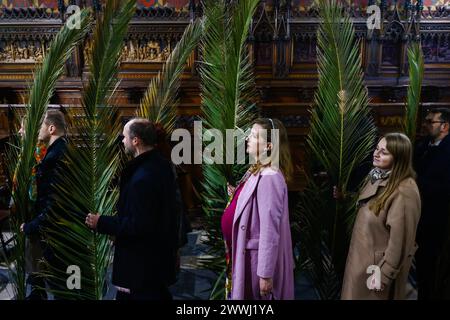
[370,133,416,215]
[249,118,293,183]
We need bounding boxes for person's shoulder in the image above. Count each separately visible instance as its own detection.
[147,152,174,177]
[397,177,420,199]
[155,151,173,167]
[136,153,173,179]
[259,167,286,186]
[41,140,66,163]
[414,137,430,153]
[48,137,67,154]
[260,166,279,175]
[442,135,450,153]
[416,136,431,147]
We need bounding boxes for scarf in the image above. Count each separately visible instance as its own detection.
[12,141,47,202]
[368,167,391,184]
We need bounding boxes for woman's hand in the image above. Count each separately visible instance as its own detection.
[227,183,236,197]
[259,277,273,297]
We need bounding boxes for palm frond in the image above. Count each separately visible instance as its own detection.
[43,0,135,300]
[209,267,226,300]
[5,10,91,300]
[297,0,377,299]
[403,42,424,146]
[199,0,260,299]
[138,19,202,134]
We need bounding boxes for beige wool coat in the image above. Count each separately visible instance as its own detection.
[341,177,421,300]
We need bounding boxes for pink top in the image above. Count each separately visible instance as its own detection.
[221,182,245,252]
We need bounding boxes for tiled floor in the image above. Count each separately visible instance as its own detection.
[1,230,416,300]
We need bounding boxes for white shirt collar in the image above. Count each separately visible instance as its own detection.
[429,139,442,147]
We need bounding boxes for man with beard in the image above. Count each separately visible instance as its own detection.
[414,108,450,299]
[21,109,67,299]
[85,118,179,300]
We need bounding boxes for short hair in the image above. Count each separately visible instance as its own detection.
[429,108,450,124]
[128,118,157,147]
[44,109,67,134]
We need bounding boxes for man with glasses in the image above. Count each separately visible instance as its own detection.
[414,108,450,299]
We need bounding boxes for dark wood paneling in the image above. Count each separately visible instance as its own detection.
[2,1,450,206]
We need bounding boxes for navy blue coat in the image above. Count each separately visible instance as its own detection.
[97,149,179,292]
[24,137,67,235]
[415,134,450,254]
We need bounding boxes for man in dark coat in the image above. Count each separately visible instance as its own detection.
[86,118,179,300]
[414,108,450,299]
[21,110,68,300]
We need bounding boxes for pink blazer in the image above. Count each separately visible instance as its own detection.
[231,167,295,300]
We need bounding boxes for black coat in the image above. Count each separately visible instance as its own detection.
[24,137,67,235]
[97,149,179,292]
[414,134,450,254]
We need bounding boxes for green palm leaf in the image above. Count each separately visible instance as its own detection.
[298,0,376,299]
[199,0,259,299]
[43,0,135,300]
[4,10,91,300]
[138,19,202,134]
[403,42,424,146]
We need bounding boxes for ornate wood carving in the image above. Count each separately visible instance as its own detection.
[2,0,450,192]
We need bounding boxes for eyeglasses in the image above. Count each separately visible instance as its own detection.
[425,119,445,125]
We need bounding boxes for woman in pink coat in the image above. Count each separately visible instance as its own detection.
[221,118,295,300]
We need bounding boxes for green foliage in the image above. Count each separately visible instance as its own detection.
[138,19,203,135]
[199,0,260,299]
[43,0,135,299]
[5,9,91,300]
[403,42,424,146]
[296,0,376,299]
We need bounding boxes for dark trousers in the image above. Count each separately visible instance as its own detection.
[416,245,440,300]
[26,274,47,300]
[116,286,172,301]
[43,248,75,300]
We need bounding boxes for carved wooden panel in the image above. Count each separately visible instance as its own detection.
[0,108,9,140]
[2,1,450,194]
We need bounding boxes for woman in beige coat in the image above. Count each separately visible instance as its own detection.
[341,133,421,300]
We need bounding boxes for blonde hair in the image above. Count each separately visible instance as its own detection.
[370,133,416,215]
[249,118,293,183]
